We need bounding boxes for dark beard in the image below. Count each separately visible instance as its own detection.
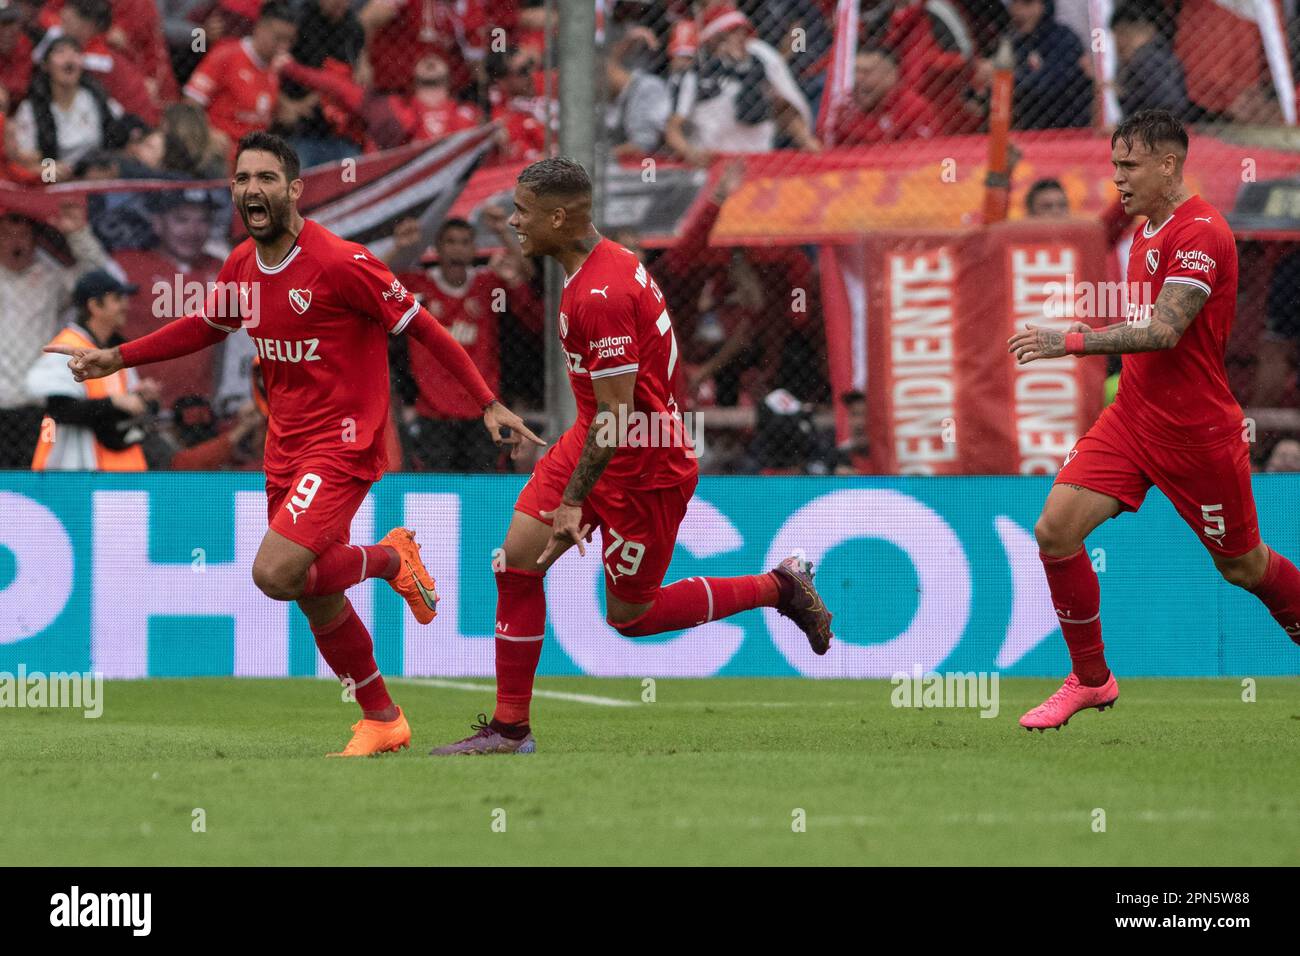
[241,198,289,242]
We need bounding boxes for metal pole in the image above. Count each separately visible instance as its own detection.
[543,0,597,440]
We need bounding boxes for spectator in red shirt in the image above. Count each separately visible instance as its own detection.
[828,46,939,146]
[359,0,478,95]
[0,2,33,108]
[486,46,550,165]
[54,0,160,124]
[408,54,482,142]
[183,1,295,156]
[40,0,178,104]
[276,0,364,167]
[274,52,483,151]
[388,208,541,471]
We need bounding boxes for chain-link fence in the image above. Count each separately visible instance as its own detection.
[4,0,1300,475]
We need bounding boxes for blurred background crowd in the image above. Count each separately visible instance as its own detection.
[4,0,1300,475]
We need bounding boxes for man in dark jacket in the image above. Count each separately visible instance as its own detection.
[1110,1,1190,120]
[1005,0,1093,129]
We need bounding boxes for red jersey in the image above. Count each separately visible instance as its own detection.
[82,37,160,125]
[0,32,33,107]
[557,238,698,488]
[1114,195,1241,447]
[205,220,421,480]
[400,264,540,419]
[409,97,482,142]
[828,87,939,146]
[183,38,278,145]
[367,0,476,93]
[489,97,548,164]
[39,0,177,102]
[116,247,224,407]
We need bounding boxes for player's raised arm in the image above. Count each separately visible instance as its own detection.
[45,295,239,381]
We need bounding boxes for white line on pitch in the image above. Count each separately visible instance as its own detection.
[390,677,639,708]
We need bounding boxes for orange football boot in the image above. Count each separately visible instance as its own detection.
[327,706,411,757]
[380,527,439,624]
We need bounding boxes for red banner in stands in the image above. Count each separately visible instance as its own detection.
[822,221,1109,475]
[708,131,1300,245]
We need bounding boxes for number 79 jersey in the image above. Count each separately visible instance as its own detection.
[557,237,698,488]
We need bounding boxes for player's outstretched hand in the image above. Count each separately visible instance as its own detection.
[1007,323,1067,365]
[537,502,592,563]
[483,399,546,459]
[43,344,123,382]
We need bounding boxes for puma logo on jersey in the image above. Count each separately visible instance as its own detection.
[1193,216,1212,222]
[353,252,367,260]
[252,336,321,363]
[591,285,609,298]
[284,502,305,524]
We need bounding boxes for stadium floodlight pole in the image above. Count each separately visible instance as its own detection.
[541,0,598,439]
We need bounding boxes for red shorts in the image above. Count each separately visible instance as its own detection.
[266,464,372,555]
[515,443,698,603]
[1055,405,1260,558]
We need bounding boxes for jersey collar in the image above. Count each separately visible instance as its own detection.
[1142,195,1198,239]
[255,243,301,274]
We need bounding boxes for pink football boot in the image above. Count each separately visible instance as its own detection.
[1019,673,1119,731]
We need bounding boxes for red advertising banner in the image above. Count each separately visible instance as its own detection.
[709,130,1300,246]
[822,220,1109,475]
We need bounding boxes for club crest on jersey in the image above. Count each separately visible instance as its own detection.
[288,288,312,314]
[1145,249,1159,274]
[559,311,569,338]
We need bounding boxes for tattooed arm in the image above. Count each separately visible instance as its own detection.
[536,371,636,564]
[1009,283,1208,363]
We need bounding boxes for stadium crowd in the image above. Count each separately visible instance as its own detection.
[3,0,1300,474]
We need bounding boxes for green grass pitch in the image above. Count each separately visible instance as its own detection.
[3,677,1297,866]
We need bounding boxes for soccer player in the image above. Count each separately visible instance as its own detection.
[1008,109,1300,731]
[429,158,835,756]
[45,131,543,756]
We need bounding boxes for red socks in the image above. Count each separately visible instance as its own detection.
[311,598,393,713]
[1040,548,1110,686]
[493,568,547,728]
[303,543,398,596]
[1249,547,1300,645]
[612,573,779,637]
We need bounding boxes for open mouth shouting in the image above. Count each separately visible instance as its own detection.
[244,198,271,231]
